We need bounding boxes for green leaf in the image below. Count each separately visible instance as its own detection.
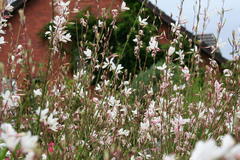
[0,147,8,160]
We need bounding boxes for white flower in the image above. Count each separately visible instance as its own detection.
[73,70,86,80]
[0,37,5,45]
[235,111,240,119]
[46,114,59,132]
[103,57,123,74]
[111,64,124,74]
[95,84,102,91]
[0,124,39,158]
[123,81,130,86]
[98,20,104,27]
[104,80,110,86]
[182,66,190,81]
[163,154,176,160]
[156,63,167,71]
[133,36,139,43]
[5,4,14,12]
[190,134,240,160]
[209,59,218,68]
[107,108,118,120]
[54,0,70,15]
[0,29,5,35]
[140,120,150,131]
[190,139,221,160]
[60,31,71,43]
[36,108,49,122]
[148,37,159,51]
[111,9,119,17]
[182,66,189,74]
[57,0,70,8]
[41,154,47,160]
[83,48,92,59]
[219,135,235,154]
[118,128,130,136]
[36,108,59,132]
[173,84,185,91]
[1,90,20,109]
[147,87,153,95]
[45,11,71,53]
[138,16,148,27]
[132,109,138,115]
[121,1,130,11]
[176,50,184,64]
[102,57,114,69]
[20,132,38,153]
[25,152,35,160]
[122,87,133,96]
[225,144,240,159]
[107,96,121,107]
[223,69,233,77]
[171,116,190,133]
[171,22,181,33]
[52,16,67,28]
[0,123,20,151]
[33,89,42,97]
[168,46,175,56]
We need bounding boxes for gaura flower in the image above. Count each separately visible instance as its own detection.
[20,132,38,153]
[0,36,5,45]
[121,1,130,11]
[223,69,233,77]
[168,46,175,56]
[138,16,148,27]
[0,123,20,151]
[181,66,190,81]
[83,48,92,59]
[33,89,42,97]
[148,36,159,52]
[156,63,167,71]
[190,134,240,160]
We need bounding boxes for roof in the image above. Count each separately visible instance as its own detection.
[137,0,228,64]
[197,34,218,47]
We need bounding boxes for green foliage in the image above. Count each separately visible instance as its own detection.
[62,1,165,76]
[131,61,163,96]
[131,60,206,101]
[0,147,8,160]
[40,0,196,80]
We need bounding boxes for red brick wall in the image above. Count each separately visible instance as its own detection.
[0,0,122,78]
[158,23,171,44]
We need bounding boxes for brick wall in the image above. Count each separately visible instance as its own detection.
[0,0,122,78]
